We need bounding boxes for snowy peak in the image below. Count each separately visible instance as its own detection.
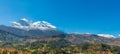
[97,34,116,38]
[18,18,31,26]
[31,21,56,30]
[12,18,56,30]
[21,18,29,22]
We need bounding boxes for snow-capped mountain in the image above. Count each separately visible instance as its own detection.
[0,18,63,37]
[12,18,56,30]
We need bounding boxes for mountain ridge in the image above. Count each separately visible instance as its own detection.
[0,18,119,46]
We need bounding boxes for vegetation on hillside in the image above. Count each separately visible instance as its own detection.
[0,30,120,54]
[0,39,120,54]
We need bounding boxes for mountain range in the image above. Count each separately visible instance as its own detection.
[0,18,120,46]
[0,18,63,37]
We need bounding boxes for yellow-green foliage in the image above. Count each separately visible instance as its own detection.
[0,40,119,54]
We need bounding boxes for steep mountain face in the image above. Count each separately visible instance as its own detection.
[0,28,65,43]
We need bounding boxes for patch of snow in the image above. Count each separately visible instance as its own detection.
[97,34,116,38]
[21,18,29,22]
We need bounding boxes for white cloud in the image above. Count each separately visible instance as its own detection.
[97,34,116,38]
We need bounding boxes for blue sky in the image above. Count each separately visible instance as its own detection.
[0,0,120,37]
